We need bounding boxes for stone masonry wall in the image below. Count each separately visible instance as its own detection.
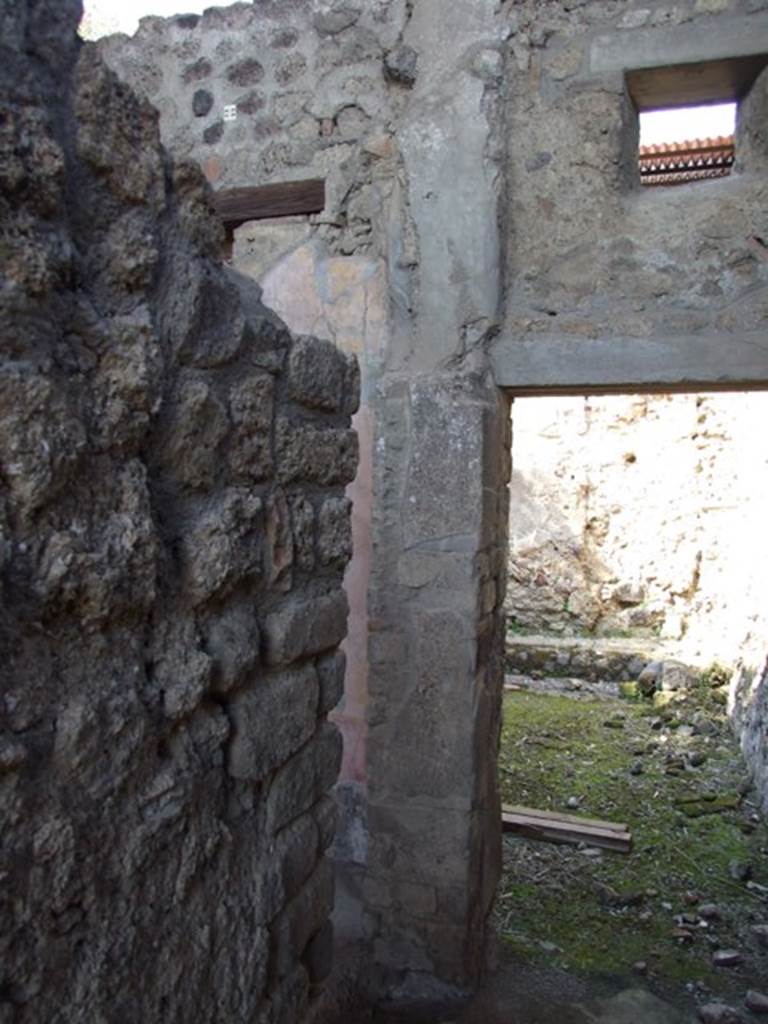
[95,0,768,999]
[97,0,407,260]
[100,0,514,993]
[501,0,768,352]
[97,5,408,942]
[0,2,357,1021]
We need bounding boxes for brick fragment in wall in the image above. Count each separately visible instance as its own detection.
[228,664,320,780]
[263,589,350,666]
[1,4,357,1020]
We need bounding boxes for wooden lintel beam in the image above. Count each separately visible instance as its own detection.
[213,179,325,230]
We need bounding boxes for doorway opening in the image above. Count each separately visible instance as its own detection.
[495,390,768,1014]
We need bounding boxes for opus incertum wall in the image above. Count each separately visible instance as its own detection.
[0,2,357,1020]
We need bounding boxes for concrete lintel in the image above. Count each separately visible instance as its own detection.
[491,331,768,396]
[590,15,768,78]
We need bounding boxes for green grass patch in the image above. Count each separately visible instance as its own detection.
[495,688,768,1001]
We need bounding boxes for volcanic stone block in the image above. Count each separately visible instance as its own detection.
[267,723,343,832]
[227,58,265,87]
[288,336,349,412]
[271,857,335,978]
[192,88,213,117]
[263,590,349,666]
[317,497,353,568]
[317,650,346,715]
[183,489,263,605]
[203,604,261,695]
[203,120,224,145]
[276,421,358,485]
[228,665,319,781]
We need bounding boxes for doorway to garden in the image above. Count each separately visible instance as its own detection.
[494,389,768,1016]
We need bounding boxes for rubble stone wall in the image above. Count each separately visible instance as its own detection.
[97,0,408,260]
[502,1,768,352]
[0,2,357,1021]
[98,5,407,947]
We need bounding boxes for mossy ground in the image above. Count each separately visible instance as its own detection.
[494,683,768,1007]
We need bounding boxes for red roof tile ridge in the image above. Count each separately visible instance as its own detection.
[639,134,734,157]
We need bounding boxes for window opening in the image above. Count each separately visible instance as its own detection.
[638,102,736,186]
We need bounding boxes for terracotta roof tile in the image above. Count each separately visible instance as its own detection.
[638,134,735,186]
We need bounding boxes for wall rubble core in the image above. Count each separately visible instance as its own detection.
[0,2,357,1021]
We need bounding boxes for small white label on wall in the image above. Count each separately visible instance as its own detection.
[223,105,237,123]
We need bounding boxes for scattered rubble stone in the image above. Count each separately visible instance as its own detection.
[699,904,722,920]
[698,1005,743,1024]
[745,990,768,1014]
[712,949,744,967]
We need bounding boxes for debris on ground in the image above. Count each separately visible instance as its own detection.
[495,666,768,1016]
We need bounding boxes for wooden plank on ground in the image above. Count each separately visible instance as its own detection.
[501,804,632,854]
[213,179,325,228]
[503,804,628,833]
